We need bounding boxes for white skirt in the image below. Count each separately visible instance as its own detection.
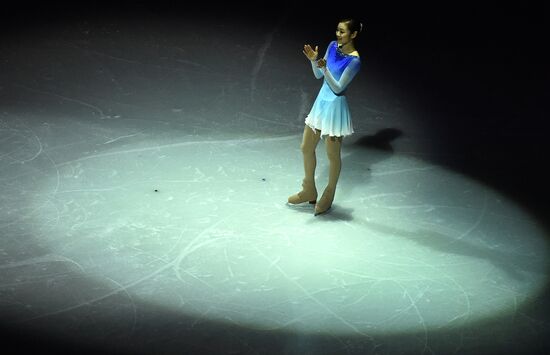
[304,82,354,138]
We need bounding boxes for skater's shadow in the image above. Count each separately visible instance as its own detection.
[343,127,402,179]
[345,127,403,172]
[351,127,403,152]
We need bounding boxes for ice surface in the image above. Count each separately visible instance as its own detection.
[0,11,549,355]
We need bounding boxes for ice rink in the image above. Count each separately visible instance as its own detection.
[1,3,549,354]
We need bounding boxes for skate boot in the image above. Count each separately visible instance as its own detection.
[288,179,317,205]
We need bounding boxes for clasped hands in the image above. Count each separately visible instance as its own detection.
[303,44,326,69]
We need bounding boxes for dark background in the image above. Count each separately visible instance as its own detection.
[1,1,548,354]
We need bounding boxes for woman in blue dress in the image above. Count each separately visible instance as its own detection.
[288,18,362,216]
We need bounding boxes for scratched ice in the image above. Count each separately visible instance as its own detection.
[0,13,548,355]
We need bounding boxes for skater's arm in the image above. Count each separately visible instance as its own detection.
[310,59,324,79]
[304,43,330,79]
[322,58,360,94]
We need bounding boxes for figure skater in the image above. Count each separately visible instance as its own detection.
[288,18,362,216]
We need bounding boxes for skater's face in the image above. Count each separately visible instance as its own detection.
[335,22,356,46]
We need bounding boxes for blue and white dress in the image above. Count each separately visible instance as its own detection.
[305,40,361,138]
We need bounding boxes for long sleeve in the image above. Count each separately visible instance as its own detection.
[310,59,324,79]
[310,44,331,79]
[323,58,361,94]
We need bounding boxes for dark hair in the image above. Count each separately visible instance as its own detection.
[339,18,363,36]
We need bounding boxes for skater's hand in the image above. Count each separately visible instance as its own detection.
[316,58,326,69]
[303,44,318,61]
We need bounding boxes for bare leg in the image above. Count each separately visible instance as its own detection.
[315,135,342,215]
[288,126,322,204]
[301,126,322,182]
